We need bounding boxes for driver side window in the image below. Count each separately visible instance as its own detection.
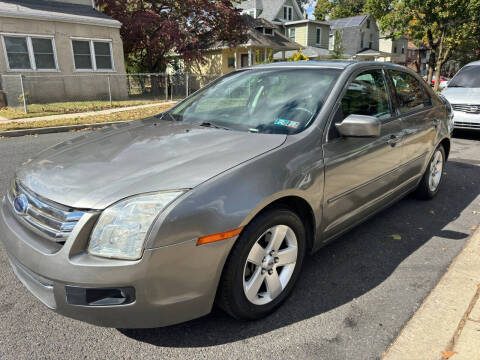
[329,70,392,139]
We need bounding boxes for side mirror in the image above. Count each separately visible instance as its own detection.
[335,114,381,137]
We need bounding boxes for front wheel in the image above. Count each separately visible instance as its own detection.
[217,208,306,320]
[414,145,446,199]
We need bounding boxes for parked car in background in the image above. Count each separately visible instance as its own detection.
[0,61,451,328]
[423,75,449,89]
[442,61,480,131]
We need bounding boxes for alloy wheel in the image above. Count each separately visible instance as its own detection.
[428,150,444,192]
[242,225,298,306]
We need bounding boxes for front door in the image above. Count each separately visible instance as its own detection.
[322,69,404,238]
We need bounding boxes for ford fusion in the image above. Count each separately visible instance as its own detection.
[0,61,451,328]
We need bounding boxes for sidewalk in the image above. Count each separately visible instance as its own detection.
[0,101,176,125]
[383,227,480,360]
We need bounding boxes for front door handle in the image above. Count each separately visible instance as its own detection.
[387,135,401,147]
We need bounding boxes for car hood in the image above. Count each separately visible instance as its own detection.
[16,119,286,209]
[442,88,480,105]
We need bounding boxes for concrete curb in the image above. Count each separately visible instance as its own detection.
[383,227,480,360]
[0,120,131,138]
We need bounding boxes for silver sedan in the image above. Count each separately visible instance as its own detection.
[0,61,451,328]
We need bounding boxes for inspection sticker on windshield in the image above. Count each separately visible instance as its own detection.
[274,118,300,129]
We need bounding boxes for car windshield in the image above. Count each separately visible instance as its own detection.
[448,66,480,88]
[168,68,341,134]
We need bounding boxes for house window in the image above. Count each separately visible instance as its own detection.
[401,45,405,54]
[316,28,322,45]
[283,6,293,21]
[360,33,364,49]
[2,34,58,71]
[369,34,373,49]
[264,28,273,36]
[227,57,235,68]
[394,46,397,53]
[72,38,114,71]
[367,19,371,29]
[289,28,296,41]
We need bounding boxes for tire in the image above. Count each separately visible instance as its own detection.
[217,207,307,320]
[414,145,446,200]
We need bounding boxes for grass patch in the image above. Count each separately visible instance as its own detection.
[0,103,174,132]
[0,99,168,120]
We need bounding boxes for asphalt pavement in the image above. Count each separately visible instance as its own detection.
[0,130,479,360]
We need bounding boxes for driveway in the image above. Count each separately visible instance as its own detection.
[0,130,479,359]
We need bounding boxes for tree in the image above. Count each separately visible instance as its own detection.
[314,0,332,21]
[96,0,246,74]
[364,0,480,92]
[314,0,367,20]
[329,31,345,59]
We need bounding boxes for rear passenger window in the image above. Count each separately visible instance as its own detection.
[389,70,429,114]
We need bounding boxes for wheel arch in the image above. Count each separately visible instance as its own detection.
[439,137,451,160]
[240,194,317,253]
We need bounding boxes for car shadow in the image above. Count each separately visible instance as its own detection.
[119,159,480,347]
[453,129,480,141]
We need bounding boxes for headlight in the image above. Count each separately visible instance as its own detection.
[88,191,184,260]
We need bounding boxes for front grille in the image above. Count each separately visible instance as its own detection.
[454,121,480,129]
[452,104,480,114]
[7,180,85,243]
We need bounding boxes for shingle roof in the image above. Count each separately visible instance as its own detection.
[236,0,301,23]
[0,0,121,28]
[328,14,369,30]
[211,15,300,51]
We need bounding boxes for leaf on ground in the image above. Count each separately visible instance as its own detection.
[442,248,447,251]
[430,210,436,215]
[391,234,402,240]
[473,210,480,215]
[441,350,457,359]
[472,225,479,230]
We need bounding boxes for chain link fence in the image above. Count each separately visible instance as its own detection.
[0,73,221,114]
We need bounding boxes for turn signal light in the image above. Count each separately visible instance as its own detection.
[196,227,244,246]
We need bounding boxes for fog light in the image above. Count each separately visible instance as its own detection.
[65,286,135,306]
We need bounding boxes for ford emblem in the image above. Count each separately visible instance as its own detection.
[13,194,29,215]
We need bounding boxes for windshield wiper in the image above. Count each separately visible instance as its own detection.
[199,122,231,130]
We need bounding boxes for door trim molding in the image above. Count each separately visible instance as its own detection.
[327,152,427,204]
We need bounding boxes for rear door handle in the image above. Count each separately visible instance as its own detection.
[387,135,401,147]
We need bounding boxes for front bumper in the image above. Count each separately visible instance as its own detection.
[453,111,480,130]
[0,196,235,328]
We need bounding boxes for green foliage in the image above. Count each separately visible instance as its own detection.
[329,31,345,59]
[254,49,274,64]
[315,0,367,20]
[364,0,480,90]
[287,49,310,61]
[314,0,332,21]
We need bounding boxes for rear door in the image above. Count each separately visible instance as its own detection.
[387,70,438,184]
[322,68,404,237]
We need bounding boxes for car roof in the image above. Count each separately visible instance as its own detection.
[250,60,407,71]
[252,60,355,69]
[465,60,480,66]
